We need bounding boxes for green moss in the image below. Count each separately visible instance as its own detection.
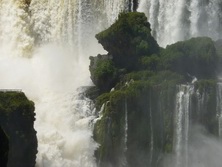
[140,54,160,71]
[94,69,182,167]
[93,60,117,79]
[160,37,218,79]
[95,93,111,110]
[0,92,34,114]
[90,58,119,92]
[91,10,221,167]
[0,92,37,167]
[96,12,159,70]
[124,70,155,81]
[194,80,217,94]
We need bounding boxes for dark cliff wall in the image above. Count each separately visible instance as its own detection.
[0,92,37,167]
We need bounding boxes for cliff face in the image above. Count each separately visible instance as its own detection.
[0,92,37,167]
[93,80,218,167]
[90,12,222,167]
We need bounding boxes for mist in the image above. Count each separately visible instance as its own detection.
[164,125,222,167]
[0,43,99,167]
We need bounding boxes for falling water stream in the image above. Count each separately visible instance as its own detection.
[217,83,222,138]
[138,0,222,46]
[0,0,128,166]
[1,0,222,167]
[174,85,193,167]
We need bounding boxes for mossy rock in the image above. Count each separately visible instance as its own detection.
[96,12,159,70]
[89,54,119,92]
[160,37,218,79]
[0,92,37,167]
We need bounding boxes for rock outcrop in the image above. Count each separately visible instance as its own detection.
[90,11,222,167]
[0,91,37,167]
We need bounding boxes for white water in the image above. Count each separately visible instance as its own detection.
[138,0,222,47]
[0,0,128,167]
[149,91,154,164]
[217,83,222,138]
[174,85,193,167]
[122,99,128,166]
[103,0,129,25]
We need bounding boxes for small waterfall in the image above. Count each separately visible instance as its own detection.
[174,85,193,167]
[217,83,222,138]
[138,0,222,47]
[122,98,128,167]
[149,90,154,165]
[124,99,128,153]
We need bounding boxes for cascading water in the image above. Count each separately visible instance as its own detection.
[138,0,222,47]
[0,0,34,57]
[0,0,128,167]
[103,0,129,25]
[149,91,154,165]
[122,99,128,167]
[217,83,222,138]
[174,85,193,167]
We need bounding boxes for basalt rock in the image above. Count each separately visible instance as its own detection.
[0,91,37,167]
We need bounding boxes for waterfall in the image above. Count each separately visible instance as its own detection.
[138,0,222,47]
[174,85,193,167]
[149,91,154,165]
[124,99,128,153]
[0,0,34,57]
[121,98,128,167]
[217,83,222,138]
[0,0,128,167]
[103,0,129,25]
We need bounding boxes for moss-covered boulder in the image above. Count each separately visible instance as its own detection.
[89,54,120,92]
[160,37,218,79]
[96,12,159,70]
[0,91,37,167]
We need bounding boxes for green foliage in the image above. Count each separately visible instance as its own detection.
[96,12,159,70]
[0,92,37,167]
[124,71,154,81]
[94,60,117,79]
[90,58,119,92]
[95,93,111,110]
[92,11,221,167]
[140,54,160,71]
[160,37,218,79]
[0,92,34,115]
[95,71,184,110]
[194,80,217,94]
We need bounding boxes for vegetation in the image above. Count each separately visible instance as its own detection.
[96,12,159,70]
[160,37,218,79]
[90,56,119,92]
[90,11,222,167]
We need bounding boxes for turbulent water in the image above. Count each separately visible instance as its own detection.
[1,0,222,167]
[138,0,222,47]
[0,0,128,167]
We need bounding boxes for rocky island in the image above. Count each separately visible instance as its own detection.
[89,12,222,167]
